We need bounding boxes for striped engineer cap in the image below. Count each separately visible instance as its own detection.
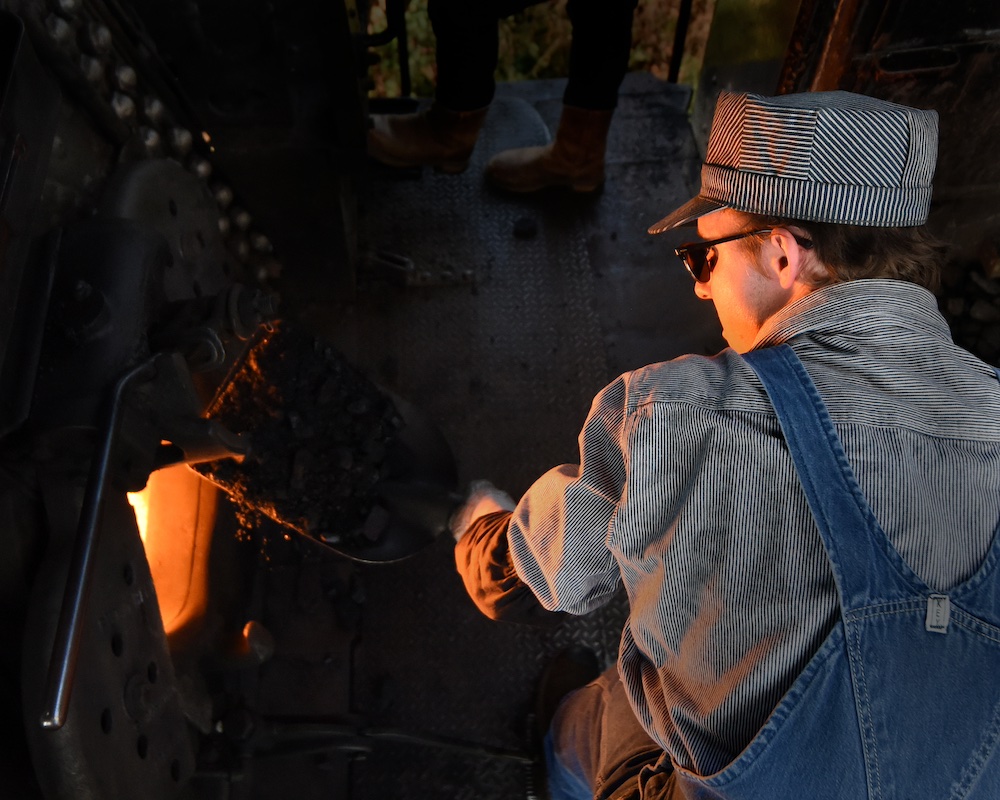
[648,90,939,233]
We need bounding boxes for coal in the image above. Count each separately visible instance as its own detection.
[195,322,403,549]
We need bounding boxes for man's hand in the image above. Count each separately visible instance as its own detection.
[448,479,516,542]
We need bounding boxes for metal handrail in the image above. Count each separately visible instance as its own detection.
[40,356,158,730]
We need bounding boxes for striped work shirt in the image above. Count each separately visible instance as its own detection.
[457,278,1000,776]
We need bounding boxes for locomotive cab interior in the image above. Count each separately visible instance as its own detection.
[0,0,997,798]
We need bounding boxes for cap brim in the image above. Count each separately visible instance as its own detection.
[647,196,726,235]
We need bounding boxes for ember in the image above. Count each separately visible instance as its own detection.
[196,322,412,556]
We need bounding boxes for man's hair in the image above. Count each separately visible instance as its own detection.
[741,214,948,294]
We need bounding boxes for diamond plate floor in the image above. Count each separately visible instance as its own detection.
[247,72,725,800]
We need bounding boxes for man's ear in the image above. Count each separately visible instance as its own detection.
[768,228,813,290]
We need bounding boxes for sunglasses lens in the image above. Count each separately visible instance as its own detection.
[689,246,711,282]
[676,239,727,282]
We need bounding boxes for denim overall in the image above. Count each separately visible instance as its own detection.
[667,344,1000,799]
[547,345,1000,800]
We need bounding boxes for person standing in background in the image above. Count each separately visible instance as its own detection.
[367,0,639,193]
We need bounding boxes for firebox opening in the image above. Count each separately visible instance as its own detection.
[128,464,219,638]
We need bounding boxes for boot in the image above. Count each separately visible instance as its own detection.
[367,103,489,174]
[486,106,614,193]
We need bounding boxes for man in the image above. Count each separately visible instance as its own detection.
[366,0,638,192]
[450,89,1000,799]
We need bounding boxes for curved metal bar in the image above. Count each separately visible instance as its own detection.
[40,355,158,730]
[256,715,534,764]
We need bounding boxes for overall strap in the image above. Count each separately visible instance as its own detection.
[742,345,915,611]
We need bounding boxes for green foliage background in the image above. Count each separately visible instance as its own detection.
[367,0,684,99]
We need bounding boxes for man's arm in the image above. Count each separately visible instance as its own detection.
[452,375,630,621]
[453,507,566,625]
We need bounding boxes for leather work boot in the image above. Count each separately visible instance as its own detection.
[367,103,489,174]
[486,106,614,193]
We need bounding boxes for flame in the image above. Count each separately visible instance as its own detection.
[131,465,219,636]
[127,489,150,543]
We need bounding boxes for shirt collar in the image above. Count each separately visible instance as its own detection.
[751,279,951,350]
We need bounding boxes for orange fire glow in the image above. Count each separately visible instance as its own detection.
[127,489,150,543]
[130,465,219,637]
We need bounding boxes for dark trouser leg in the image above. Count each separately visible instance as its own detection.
[546,664,665,800]
[563,0,639,110]
[482,0,635,191]
[430,0,637,111]
[429,0,544,111]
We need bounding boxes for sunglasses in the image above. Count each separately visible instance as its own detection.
[674,229,814,283]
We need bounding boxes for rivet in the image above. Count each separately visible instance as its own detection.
[142,96,165,124]
[82,22,112,55]
[189,156,212,180]
[230,208,251,231]
[79,54,104,84]
[52,0,81,14]
[168,128,193,156]
[110,92,136,122]
[114,64,137,93]
[45,14,74,46]
[139,126,161,152]
[250,232,272,253]
[212,184,234,210]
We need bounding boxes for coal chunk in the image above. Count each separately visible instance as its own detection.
[195,322,402,550]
